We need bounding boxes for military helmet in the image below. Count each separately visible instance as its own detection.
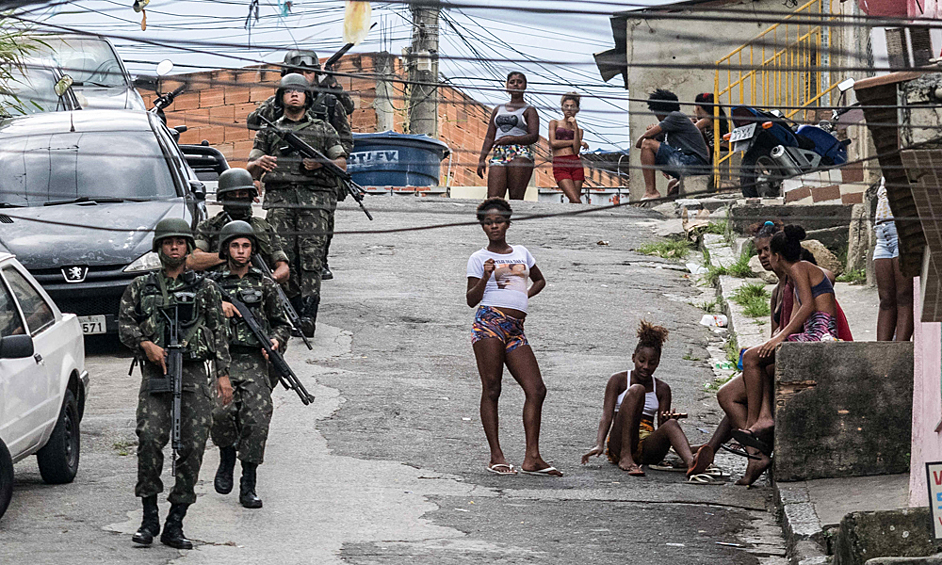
[216,168,258,199]
[152,218,194,252]
[275,73,313,109]
[282,49,320,75]
[218,220,258,260]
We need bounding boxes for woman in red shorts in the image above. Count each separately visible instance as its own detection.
[548,92,589,203]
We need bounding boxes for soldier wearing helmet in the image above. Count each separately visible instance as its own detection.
[118,218,232,550]
[247,50,355,282]
[247,74,347,338]
[189,167,289,285]
[206,220,291,510]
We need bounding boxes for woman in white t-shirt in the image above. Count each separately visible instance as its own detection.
[466,197,561,477]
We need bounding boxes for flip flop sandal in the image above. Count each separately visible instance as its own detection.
[626,465,646,477]
[703,464,730,479]
[731,429,773,456]
[720,442,763,460]
[687,473,727,485]
[519,466,563,477]
[486,463,517,476]
[686,445,714,477]
[649,461,687,472]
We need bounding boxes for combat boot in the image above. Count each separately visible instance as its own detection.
[321,264,333,280]
[239,462,263,509]
[299,296,319,338]
[214,445,237,495]
[131,495,160,545]
[160,503,193,550]
[289,295,304,337]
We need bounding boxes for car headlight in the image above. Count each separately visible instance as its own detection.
[123,251,161,273]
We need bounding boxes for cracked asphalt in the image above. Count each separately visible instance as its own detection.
[0,197,786,564]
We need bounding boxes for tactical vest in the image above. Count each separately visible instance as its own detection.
[210,271,268,349]
[135,271,213,361]
[311,92,337,125]
[262,120,334,187]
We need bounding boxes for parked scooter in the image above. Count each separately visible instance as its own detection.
[726,78,855,198]
[145,59,187,142]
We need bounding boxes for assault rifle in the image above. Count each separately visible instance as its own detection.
[218,286,316,406]
[149,299,189,474]
[250,254,312,351]
[257,114,373,220]
[318,23,377,81]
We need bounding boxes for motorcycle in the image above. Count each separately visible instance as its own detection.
[143,59,188,142]
[726,78,856,198]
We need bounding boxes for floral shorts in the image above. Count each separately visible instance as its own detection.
[607,418,655,463]
[786,311,838,342]
[471,306,528,352]
[489,144,534,165]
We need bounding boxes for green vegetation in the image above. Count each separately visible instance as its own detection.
[682,352,702,362]
[702,220,727,235]
[636,238,693,259]
[697,299,719,314]
[727,250,755,278]
[731,282,772,318]
[704,372,737,393]
[836,269,866,284]
[724,335,740,366]
[0,28,41,116]
[112,440,134,457]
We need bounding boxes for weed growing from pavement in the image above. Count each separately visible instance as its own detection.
[724,335,740,366]
[702,220,727,235]
[636,238,693,259]
[836,269,866,284]
[732,283,772,318]
[698,299,719,313]
[112,440,134,456]
[704,372,737,392]
[683,352,702,361]
[727,250,755,278]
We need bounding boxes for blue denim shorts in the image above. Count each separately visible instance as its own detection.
[655,143,708,179]
[874,221,899,260]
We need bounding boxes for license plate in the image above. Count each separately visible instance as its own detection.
[729,123,757,143]
[78,315,106,335]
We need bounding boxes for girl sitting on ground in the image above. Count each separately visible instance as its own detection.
[581,320,712,477]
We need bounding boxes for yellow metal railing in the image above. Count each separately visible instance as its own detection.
[712,0,837,182]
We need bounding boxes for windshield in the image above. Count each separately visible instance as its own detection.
[0,131,178,206]
[0,67,65,115]
[35,37,126,88]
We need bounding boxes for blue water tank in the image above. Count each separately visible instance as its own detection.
[348,131,451,187]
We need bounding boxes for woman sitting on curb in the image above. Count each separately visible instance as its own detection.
[732,225,839,485]
[581,320,711,477]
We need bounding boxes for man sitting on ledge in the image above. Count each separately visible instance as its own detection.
[635,89,711,200]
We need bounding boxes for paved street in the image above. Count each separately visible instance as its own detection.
[0,198,787,564]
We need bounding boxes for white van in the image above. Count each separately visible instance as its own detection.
[0,252,89,520]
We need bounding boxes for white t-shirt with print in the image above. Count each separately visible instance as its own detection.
[466,245,536,314]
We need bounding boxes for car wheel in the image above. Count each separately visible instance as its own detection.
[0,439,12,520]
[36,390,80,484]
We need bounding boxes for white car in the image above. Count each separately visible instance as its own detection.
[0,252,88,520]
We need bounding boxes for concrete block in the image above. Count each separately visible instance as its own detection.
[728,203,853,234]
[774,342,914,482]
[802,239,844,275]
[834,507,942,565]
[679,174,711,196]
[806,226,850,256]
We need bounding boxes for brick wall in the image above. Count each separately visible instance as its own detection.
[147,53,623,189]
[782,168,866,206]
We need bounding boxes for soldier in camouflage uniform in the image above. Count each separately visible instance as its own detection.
[118,218,232,550]
[189,167,290,284]
[247,49,354,281]
[208,221,291,509]
[247,73,347,338]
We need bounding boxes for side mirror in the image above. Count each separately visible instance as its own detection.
[156,59,174,77]
[174,125,188,134]
[0,334,34,359]
[54,75,74,97]
[189,180,206,201]
[838,77,855,93]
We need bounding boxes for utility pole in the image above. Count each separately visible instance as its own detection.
[406,0,440,137]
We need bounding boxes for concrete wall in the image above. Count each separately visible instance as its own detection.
[774,341,914,482]
[911,276,942,507]
[623,0,781,201]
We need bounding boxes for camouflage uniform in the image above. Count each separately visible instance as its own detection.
[195,213,289,270]
[118,270,230,505]
[249,91,354,156]
[249,114,344,302]
[209,267,290,465]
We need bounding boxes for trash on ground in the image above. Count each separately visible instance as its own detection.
[686,262,708,275]
[700,314,728,328]
[716,542,746,548]
[597,240,609,246]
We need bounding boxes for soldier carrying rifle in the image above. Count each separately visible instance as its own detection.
[118,218,232,550]
[208,220,292,509]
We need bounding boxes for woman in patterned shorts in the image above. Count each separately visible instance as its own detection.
[466,197,561,477]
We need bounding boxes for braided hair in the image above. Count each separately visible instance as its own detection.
[770,224,806,262]
[635,320,669,357]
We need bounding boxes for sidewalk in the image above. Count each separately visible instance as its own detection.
[694,228,909,565]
